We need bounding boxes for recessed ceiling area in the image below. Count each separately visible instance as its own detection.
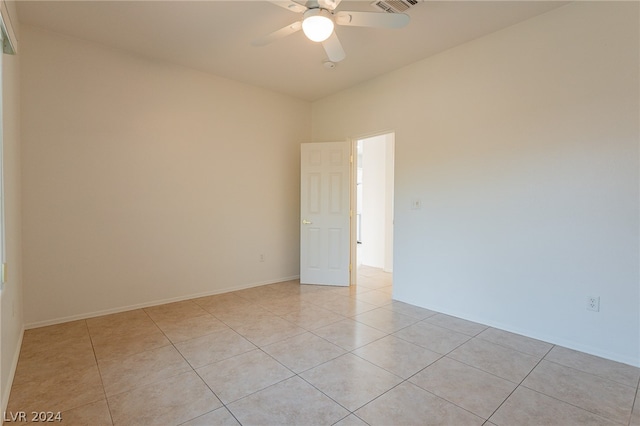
[16,1,568,101]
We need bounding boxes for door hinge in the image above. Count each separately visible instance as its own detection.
[350,154,353,164]
[349,263,352,272]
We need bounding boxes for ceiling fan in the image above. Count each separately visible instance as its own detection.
[252,0,410,63]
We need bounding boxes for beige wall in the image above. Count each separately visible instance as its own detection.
[21,26,310,326]
[313,2,640,366]
[1,0,22,411]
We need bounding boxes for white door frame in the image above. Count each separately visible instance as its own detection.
[349,138,357,286]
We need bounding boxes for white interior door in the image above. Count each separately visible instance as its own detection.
[300,142,350,286]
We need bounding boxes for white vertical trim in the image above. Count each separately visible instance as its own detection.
[349,138,357,286]
[0,0,13,289]
[0,0,17,54]
[383,132,394,273]
[0,24,4,418]
[0,31,4,289]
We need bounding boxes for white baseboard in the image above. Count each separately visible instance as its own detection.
[393,295,640,368]
[25,275,300,330]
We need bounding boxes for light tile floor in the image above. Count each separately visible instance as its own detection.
[7,266,640,425]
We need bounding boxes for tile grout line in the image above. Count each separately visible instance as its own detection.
[480,343,635,425]
[631,375,640,426]
[540,357,640,390]
[140,306,235,426]
[397,333,506,423]
[480,342,555,423]
[164,319,242,426]
[516,382,630,426]
[515,355,637,425]
[84,319,116,426]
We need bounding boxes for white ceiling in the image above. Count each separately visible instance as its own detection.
[16,0,568,101]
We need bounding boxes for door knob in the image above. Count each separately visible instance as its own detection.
[302,220,313,225]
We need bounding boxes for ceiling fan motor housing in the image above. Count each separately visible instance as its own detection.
[318,0,339,10]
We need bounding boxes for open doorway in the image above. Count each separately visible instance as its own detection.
[352,132,394,291]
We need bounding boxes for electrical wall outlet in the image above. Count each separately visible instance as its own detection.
[587,296,600,312]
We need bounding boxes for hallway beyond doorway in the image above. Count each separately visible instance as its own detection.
[354,133,394,278]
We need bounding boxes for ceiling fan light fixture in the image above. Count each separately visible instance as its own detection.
[302,9,334,42]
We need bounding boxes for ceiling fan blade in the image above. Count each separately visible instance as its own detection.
[335,11,410,29]
[322,32,346,62]
[251,21,302,46]
[268,1,307,14]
